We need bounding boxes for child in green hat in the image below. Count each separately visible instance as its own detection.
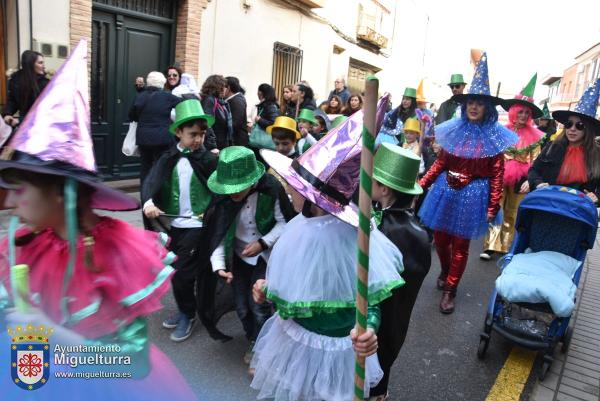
[296,108,319,155]
[142,99,224,343]
[206,146,296,367]
[369,144,432,401]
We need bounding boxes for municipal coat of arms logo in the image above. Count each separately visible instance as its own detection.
[8,325,53,390]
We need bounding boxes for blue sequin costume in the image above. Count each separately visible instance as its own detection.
[418,103,518,239]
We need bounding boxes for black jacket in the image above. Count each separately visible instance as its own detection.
[373,201,431,392]
[3,71,50,118]
[227,93,249,147]
[283,101,296,118]
[528,140,600,200]
[256,100,280,130]
[435,98,461,124]
[201,95,232,150]
[129,87,181,146]
[141,144,218,205]
[204,173,297,260]
[377,203,431,279]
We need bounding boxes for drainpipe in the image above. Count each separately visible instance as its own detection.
[16,0,21,60]
[29,0,32,49]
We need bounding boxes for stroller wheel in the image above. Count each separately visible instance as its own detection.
[477,334,490,359]
[539,355,553,381]
[539,360,551,381]
[561,327,572,353]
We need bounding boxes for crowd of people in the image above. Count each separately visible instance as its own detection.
[0,42,599,401]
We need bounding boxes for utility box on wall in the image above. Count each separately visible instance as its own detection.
[32,40,70,75]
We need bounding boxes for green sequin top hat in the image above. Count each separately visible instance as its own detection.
[170,99,215,134]
[207,146,265,195]
[451,52,504,106]
[501,73,543,119]
[403,87,417,99]
[297,108,319,125]
[540,101,552,120]
[373,144,423,195]
[330,115,348,129]
[448,74,467,86]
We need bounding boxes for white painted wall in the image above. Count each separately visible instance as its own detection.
[4,0,70,73]
[198,0,428,110]
[31,0,70,73]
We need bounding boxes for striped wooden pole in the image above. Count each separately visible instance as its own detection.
[354,76,378,400]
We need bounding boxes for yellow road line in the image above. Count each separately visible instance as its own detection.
[485,348,536,401]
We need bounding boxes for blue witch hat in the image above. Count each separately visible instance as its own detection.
[553,78,600,134]
[451,52,503,105]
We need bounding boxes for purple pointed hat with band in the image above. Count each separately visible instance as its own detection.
[0,40,139,211]
[261,94,390,227]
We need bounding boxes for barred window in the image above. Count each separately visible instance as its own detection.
[272,42,303,104]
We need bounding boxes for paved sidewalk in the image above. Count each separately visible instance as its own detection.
[529,235,600,401]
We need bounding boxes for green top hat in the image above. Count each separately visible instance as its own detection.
[169,99,215,134]
[331,115,348,129]
[207,146,265,195]
[297,108,318,125]
[403,87,417,99]
[448,74,467,86]
[373,144,423,195]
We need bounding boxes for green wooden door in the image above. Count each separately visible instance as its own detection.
[91,8,173,179]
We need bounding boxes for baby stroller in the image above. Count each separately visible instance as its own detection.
[477,186,598,379]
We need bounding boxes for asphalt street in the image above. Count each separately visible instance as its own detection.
[134,211,522,401]
[0,208,531,401]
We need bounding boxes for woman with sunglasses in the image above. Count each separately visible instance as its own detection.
[164,66,182,92]
[480,76,546,260]
[528,78,600,204]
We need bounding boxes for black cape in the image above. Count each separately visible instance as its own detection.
[372,201,432,394]
[141,144,217,206]
[198,173,296,341]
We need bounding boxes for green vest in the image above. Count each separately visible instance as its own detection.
[224,192,277,258]
[159,166,212,216]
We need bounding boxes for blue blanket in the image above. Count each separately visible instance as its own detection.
[496,250,580,317]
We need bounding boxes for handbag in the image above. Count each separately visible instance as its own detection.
[249,106,276,150]
[122,121,139,156]
[249,124,276,150]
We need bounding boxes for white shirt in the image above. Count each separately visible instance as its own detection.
[210,191,286,271]
[297,133,317,155]
[142,144,203,229]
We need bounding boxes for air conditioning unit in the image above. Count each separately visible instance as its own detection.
[32,40,70,74]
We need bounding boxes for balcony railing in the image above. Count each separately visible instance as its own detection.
[357,25,388,49]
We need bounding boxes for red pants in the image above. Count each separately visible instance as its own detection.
[433,231,470,293]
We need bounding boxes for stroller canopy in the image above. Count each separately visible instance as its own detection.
[516,186,598,248]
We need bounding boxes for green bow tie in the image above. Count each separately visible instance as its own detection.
[180,148,192,155]
[372,209,383,228]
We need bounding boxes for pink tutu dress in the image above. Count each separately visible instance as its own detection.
[0,217,198,401]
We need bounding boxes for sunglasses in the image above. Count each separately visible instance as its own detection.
[564,120,585,130]
[449,84,462,89]
[168,73,179,78]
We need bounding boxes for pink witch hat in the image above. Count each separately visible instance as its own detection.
[261,95,390,227]
[0,40,138,211]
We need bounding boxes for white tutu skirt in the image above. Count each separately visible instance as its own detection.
[266,214,404,317]
[250,314,383,401]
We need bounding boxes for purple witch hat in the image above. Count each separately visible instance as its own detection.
[261,95,390,227]
[0,40,139,211]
